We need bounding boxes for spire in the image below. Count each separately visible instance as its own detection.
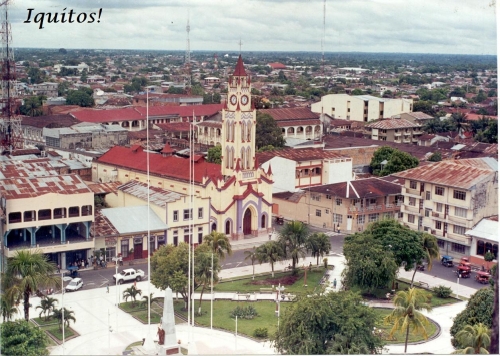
[233,55,247,76]
[267,163,273,175]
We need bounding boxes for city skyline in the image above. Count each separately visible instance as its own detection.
[8,0,499,55]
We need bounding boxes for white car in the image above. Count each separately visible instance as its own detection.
[65,277,83,292]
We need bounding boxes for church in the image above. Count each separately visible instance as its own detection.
[92,56,274,247]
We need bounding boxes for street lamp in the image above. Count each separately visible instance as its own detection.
[61,273,72,356]
[275,283,285,328]
[210,253,214,330]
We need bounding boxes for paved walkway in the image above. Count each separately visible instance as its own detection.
[20,246,478,355]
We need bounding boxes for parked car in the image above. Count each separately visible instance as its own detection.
[441,255,454,267]
[455,266,471,278]
[66,277,83,292]
[112,268,145,285]
[475,271,491,284]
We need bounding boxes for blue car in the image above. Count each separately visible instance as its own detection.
[441,255,453,267]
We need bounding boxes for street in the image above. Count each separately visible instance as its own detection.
[71,231,486,293]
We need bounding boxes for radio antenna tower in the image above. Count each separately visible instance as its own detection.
[321,0,326,76]
[0,0,22,154]
[184,11,192,95]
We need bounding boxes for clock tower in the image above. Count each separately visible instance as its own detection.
[221,55,256,177]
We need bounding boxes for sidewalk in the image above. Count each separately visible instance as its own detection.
[21,250,472,355]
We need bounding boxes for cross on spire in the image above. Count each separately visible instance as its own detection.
[238,38,243,54]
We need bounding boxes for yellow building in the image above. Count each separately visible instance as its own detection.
[93,56,274,242]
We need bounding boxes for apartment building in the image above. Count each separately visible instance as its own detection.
[273,177,403,232]
[364,118,423,144]
[394,158,498,259]
[311,94,413,123]
[258,108,322,140]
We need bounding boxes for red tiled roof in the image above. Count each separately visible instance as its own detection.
[366,118,420,130]
[308,177,403,198]
[96,146,221,183]
[134,104,222,119]
[257,147,348,164]
[0,174,92,199]
[233,55,247,76]
[268,62,287,70]
[276,119,321,127]
[393,159,496,189]
[156,122,194,132]
[259,108,319,121]
[85,181,123,194]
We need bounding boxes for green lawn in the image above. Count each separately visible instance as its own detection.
[33,316,59,327]
[42,325,76,342]
[174,300,290,338]
[214,267,328,295]
[373,309,437,344]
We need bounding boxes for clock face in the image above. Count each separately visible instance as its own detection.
[230,95,237,105]
[241,95,249,105]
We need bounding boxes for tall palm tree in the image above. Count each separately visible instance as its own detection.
[123,285,142,307]
[306,233,331,266]
[384,287,433,353]
[278,221,310,270]
[203,231,232,260]
[194,248,219,314]
[53,307,76,331]
[244,246,258,279]
[410,233,440,287]
[256,241,284,278]
[140,293,155,309]
[452,323,491,354]
[5,250,59,321]
[36,296,58,321]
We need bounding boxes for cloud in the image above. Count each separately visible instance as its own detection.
[7,0,497,54]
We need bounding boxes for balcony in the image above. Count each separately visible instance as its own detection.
[394,132,401,137]
[432,212,441,218]
[5,235,94,258]
[403,187,422,198]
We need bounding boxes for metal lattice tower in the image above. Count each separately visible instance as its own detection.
[0,0,22,153]
[184,14,191,94]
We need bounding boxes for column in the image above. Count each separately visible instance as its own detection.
[61,252,66,270]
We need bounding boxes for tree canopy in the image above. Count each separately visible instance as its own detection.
[1,320,49,356]
[370,146,419,176]
[66,88,94,107]
[451,287,495,349]
[255,111,285,150]
[206,145,221,164]
[273,291,384,354]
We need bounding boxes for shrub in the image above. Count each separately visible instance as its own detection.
[230,305,258,320]
[253,327,268,338]
[432,285,453,298]
[484,251,495,262]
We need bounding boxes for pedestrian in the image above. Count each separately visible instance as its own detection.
[106,283,109,293]
[333,278,337,289]
[57,264,60,273]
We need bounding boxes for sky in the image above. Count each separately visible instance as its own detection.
[8,0,499,55]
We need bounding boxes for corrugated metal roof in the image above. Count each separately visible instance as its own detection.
[308,177,403,198]
[0,174,92,199]
[366,118,420,130]
[465,217,499,242]
[101,206,168,234]
[393,159,496,189]
[259,108,319,121]
[257,147,348,164]
[118,180,184,208]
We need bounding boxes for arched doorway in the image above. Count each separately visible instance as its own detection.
[225,220,231,235]
[261,214,266,229]
[211,223,217,232]
[243,209,252,235]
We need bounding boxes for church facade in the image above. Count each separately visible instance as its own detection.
[92,56,274,242]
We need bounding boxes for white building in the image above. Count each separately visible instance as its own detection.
[311,94,413,123]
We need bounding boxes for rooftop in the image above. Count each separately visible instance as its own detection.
[366,118,420,130]
[118,180,184,208]
[0,174,92,199]
[100,206,168,234]
[307,177,403,198]
[256,147,348,164]
[258,107,319,121]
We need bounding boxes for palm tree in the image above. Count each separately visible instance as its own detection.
[203,231,232,260]
[53,307,76,331]
[410,233,440,287]
[278,221,309,270]
[452,323,491,354]
[123,285,142,307]
[36,296,58,321]
[5,250,59,321]
[306,233,331,266]
[140,293,155,309]
[194,249,219,315]
[244,247,258,279]
[256,241,284,278]
[384,287,433,353]
[0,294,18,322]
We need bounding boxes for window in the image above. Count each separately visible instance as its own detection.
[369,213,379,222]
[410,180,417,189]
[68,206,79,217]
[81,205,92,216]
[437,239,445,249]
[8,212,21,223]
[173,230,178,246]
[477,240,485,255]
[38,209,52,220]
[315,209,321,217]
[326,194,332,200]
[435,186,444,196]
[173,210,179,222]
[325,209,330,214]
[311,195,320,202]
[425,209,431,217]
[409,197,417,206]
[453,190,466,201]
[121,239,129,258]
[435,221,442,230]
[198,227,203,244]
[183,209,193,220]
[333,214,343,223]
[425,191,431,200]
[357,215,365,224]
[436,203,443,212]
[398,212,404,219]
[453,225,466,235]
[198,207,203,219]
[451,243,466,254]
[183,228,192,243]
[454,207,467,218]
[336,198,342,206]
[407,214,415,223]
